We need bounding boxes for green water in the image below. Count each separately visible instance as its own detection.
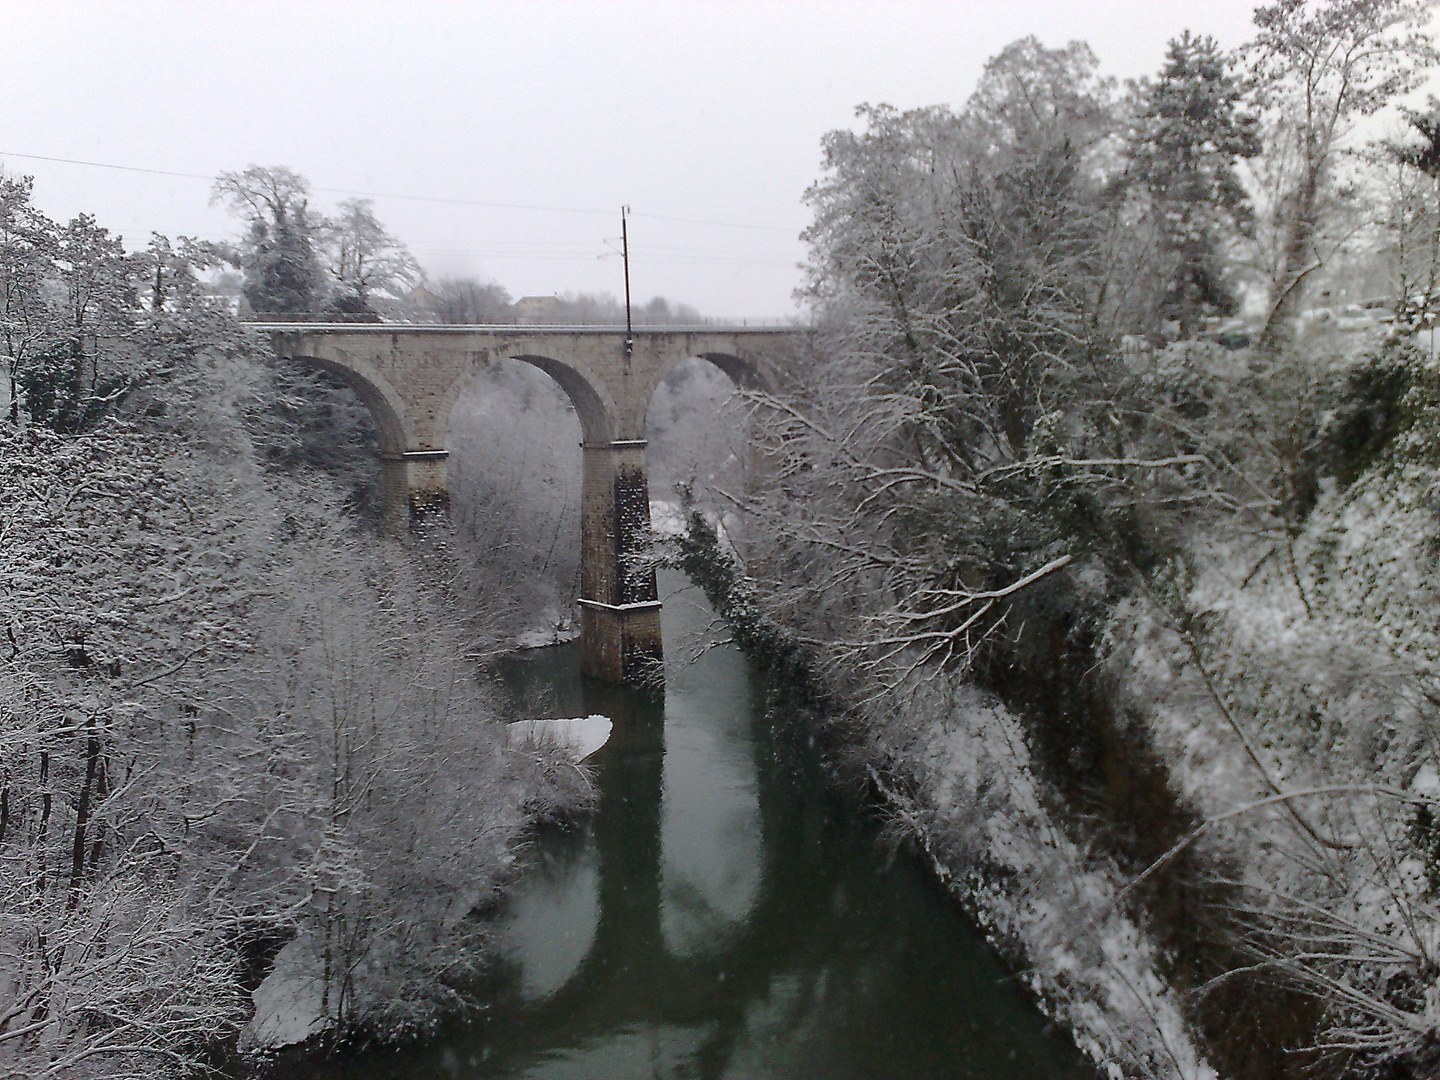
[317,573,1095,1079]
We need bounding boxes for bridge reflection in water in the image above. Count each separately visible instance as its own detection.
[323,572,1097,1080]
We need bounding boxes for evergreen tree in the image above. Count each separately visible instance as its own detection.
[0,175,58,424]
[1383,98,1440,317]
[1393,98,1440,180]
[1129,31,1259,337]
[0,179,163,432]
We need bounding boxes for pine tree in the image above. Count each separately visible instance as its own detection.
[1130,31,1259,337]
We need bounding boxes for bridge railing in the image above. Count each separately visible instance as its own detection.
[241,314,810,330]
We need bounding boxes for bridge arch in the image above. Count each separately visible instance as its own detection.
[275,352,409,455]
[509,354,616,446]
[636,350,769,431]
[643,351,770,508]
[437,352,616,449]
[694,350,769,392]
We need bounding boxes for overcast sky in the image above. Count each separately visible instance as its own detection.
[2,1,1306,316]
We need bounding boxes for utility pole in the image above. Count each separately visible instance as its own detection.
[621,205,633,361]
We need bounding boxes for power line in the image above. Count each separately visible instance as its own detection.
[0,152,212,183]
[0,149,799,234]
[410,239,798,263]
[408,248,796,267]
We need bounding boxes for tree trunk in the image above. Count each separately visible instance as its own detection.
[1258,140,1325,361]
[68,720,101,908]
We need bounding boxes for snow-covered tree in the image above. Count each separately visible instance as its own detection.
[1245,0,1439,355]
[1127,31,1261,337]
[0,177,592,1075]
[415,275,514,324]
[318,198,421,314]
[677,21,1440,1078]
[211,166,324,316]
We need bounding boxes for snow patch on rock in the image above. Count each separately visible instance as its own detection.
[515,606,579,650]
[241,938,330,1051]
[508,715,612,761]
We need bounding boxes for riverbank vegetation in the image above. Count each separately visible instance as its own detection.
[671,2,1440,1077]
[0,177,594,1078]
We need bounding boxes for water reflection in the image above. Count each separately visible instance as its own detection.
[319,572,1096,1080]
[660,583,761,957]
[500,829,598,1001]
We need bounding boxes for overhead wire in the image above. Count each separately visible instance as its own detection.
[0,146,806,292]
[0,149,800,234]
[409,239,797,266]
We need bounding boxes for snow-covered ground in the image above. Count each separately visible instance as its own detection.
[881,677,1217,1080]
[514,605,579,649]
[242,939,330,1051]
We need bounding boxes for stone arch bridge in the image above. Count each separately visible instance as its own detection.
[259,323,800,685]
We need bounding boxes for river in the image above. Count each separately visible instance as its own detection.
[310,571,1096,1079]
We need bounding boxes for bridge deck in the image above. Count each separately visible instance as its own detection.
[246,321,801,334]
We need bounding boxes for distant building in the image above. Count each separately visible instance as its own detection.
[405,284,445,312]
[515,295,563,325]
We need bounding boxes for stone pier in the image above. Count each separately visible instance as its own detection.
[578,440,662,683]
